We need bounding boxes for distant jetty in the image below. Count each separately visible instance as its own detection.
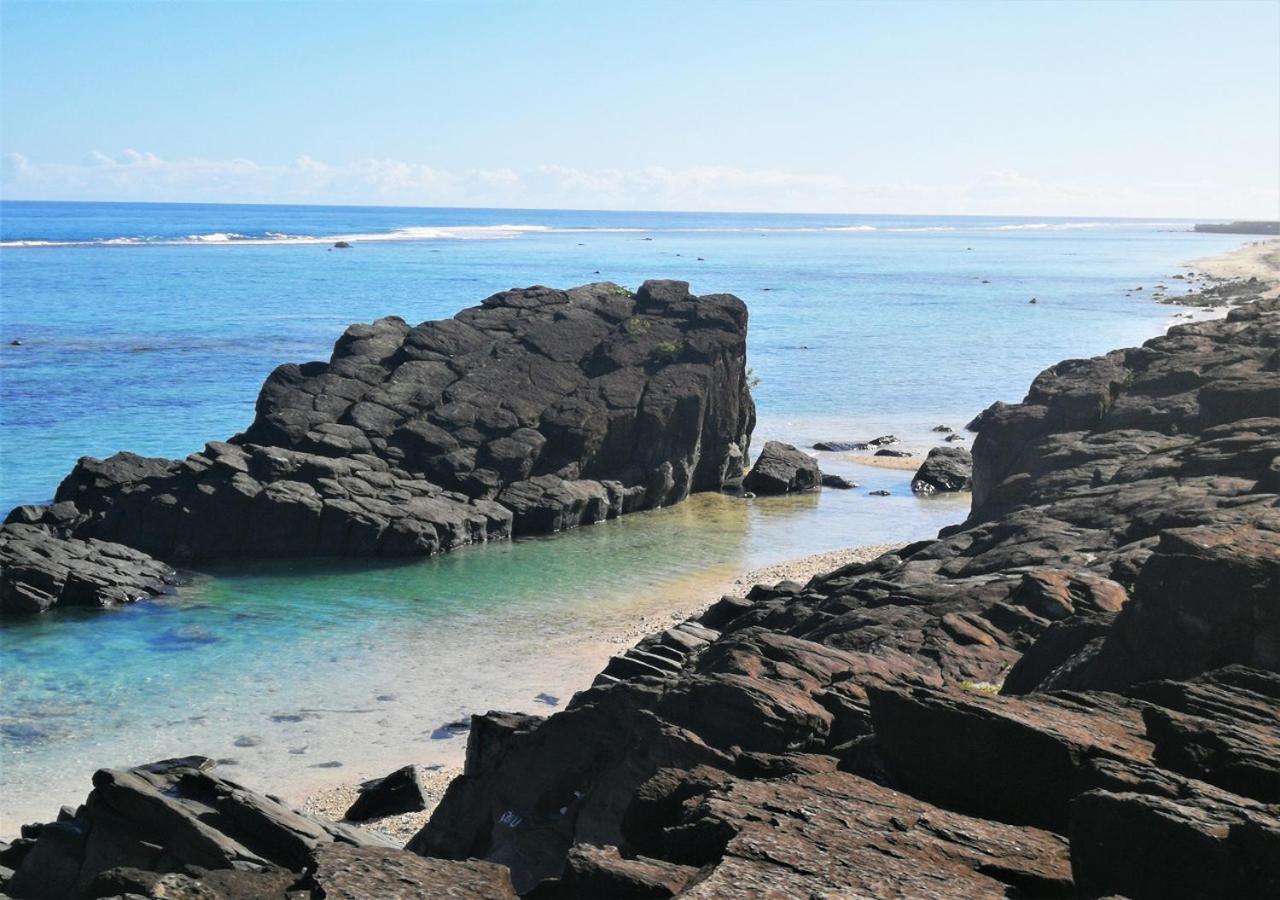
[1193,220,1279,235]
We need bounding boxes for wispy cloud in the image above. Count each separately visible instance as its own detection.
[2,150,1274,218]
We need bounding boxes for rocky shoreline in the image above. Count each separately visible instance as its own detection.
[2,247,1277,898]
[1,280,755,614]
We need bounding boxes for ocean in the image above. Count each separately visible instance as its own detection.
[0,200,1247,830]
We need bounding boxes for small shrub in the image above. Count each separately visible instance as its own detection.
[746,366,762,389]
[959,679,1001,695]
[624,317,651,336]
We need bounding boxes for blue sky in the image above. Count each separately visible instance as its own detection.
[2,0,1278,216]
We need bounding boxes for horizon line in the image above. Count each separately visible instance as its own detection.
[0,197,1242,223]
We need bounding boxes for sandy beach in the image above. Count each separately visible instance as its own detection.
[302,540,904,842]
[1186,237,1280,295]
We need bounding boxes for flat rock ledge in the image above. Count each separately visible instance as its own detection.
[1,280,755,614]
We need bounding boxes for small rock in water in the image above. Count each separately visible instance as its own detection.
[743,442,821,494]
[868,489,891,496]
[814,440,867,452]
[931,425,953,433]
[10,338,23,346]
[821,474,858,489]
[333,240,351,249]
[944,433,966,442]
[911,446,974,494]
[233,735,263,748]
[874,448,912,458]
[867,434,899,447]
[1029,298,1037,304]
[214,758,239,766]
[312,760,343,768]
[535,692,560,706]
[375,693,398,702]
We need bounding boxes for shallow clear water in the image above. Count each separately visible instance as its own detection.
[0,202,1245,831]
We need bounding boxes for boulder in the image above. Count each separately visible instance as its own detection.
[910,446,974,493]
[820,474,857,489]
[343,765,429,821]
[742,442,820,494]
[812,440,866,452]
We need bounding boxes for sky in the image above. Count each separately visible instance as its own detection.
[1,0,1278,217]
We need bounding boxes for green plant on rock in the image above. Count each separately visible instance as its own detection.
[959,679,1002,695]
[746,366,762,389]
[652,340,682,363]
[623,316,651,336]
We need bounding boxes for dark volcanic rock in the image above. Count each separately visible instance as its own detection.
[406,298,1279,896]
[621,768,1074,898]
[0,524,179,612]
[343,764,428,821]
[910,446,974,493]
[812,440,866,452]
[741,441,819,494]
[872,447,912,458]
[820,473,857,489]
[2,280,755,614]
[304,844,518,899]
[3,756,392,899]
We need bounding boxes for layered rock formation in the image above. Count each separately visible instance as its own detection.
[404,298,1279,896]
[0,756,517,899]
[1,280,755,614]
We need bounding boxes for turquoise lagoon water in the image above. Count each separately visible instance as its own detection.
[0,202,1245,830]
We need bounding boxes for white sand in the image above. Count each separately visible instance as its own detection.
[1185,237,1280,295]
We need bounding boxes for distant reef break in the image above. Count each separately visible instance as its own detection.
[0,280,756,613]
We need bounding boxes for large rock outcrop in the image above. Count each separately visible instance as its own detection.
[1,281,755,613]
[404,298,1279,896]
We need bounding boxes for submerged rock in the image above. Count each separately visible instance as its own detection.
[820,474,857,489]
[741,441,820,494]
[910,446,973,493]
[2,280,755,614]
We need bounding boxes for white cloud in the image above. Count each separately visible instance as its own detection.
[2,150,1275,219]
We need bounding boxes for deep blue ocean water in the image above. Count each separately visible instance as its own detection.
[0,201,1247,829]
